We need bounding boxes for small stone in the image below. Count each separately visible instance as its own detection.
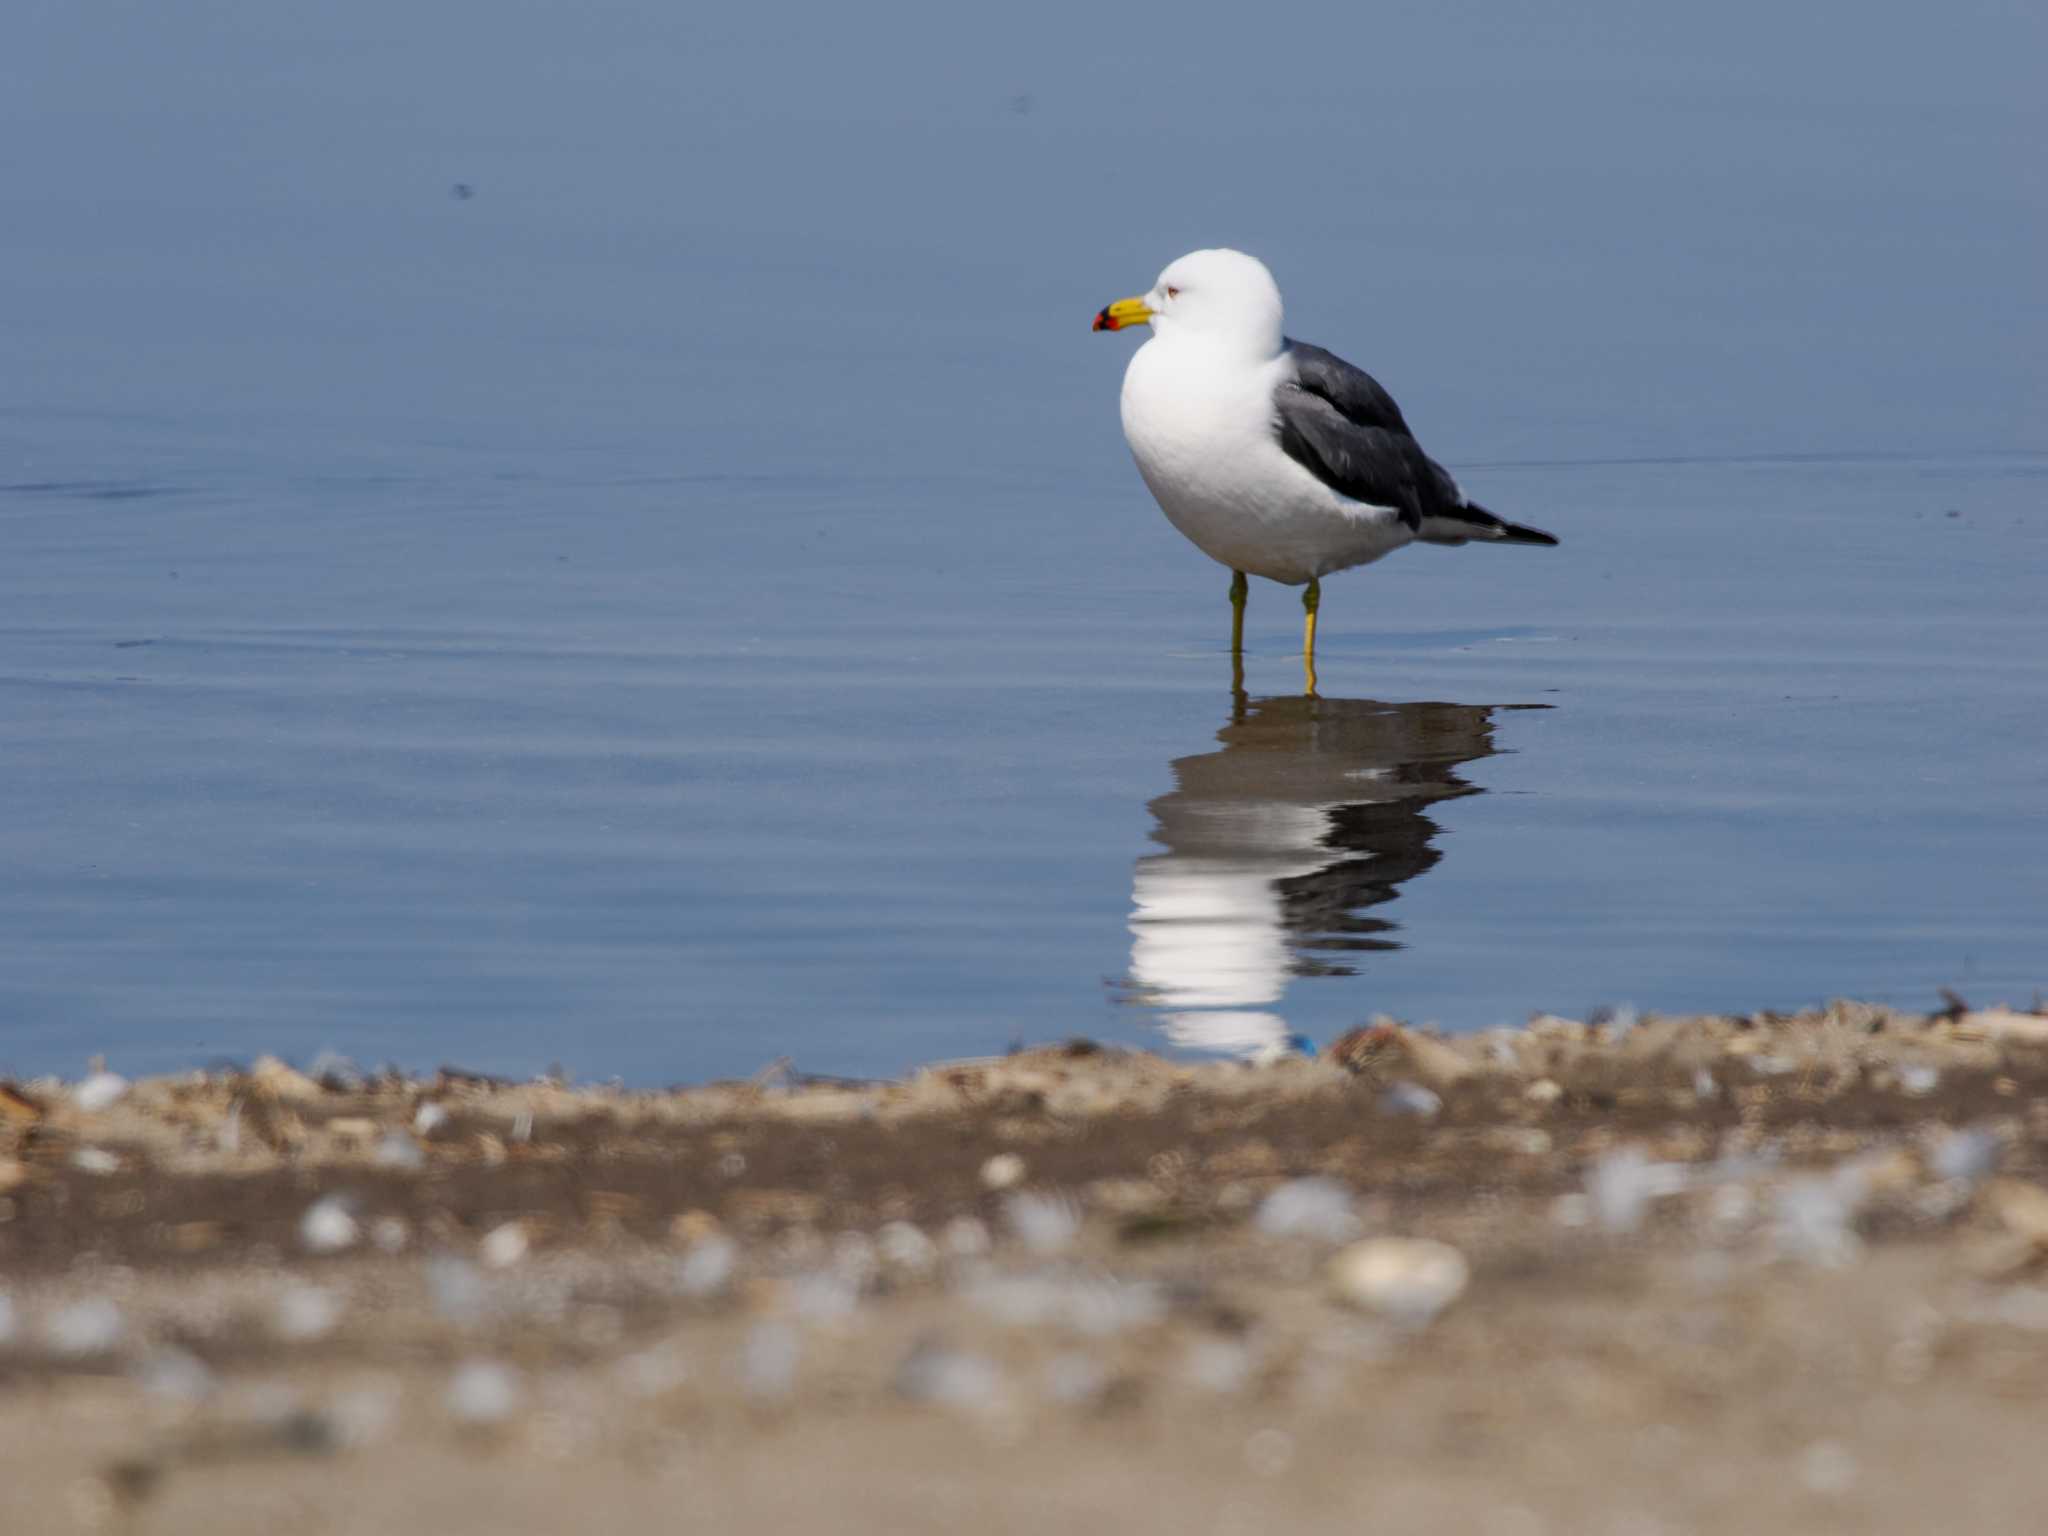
[1254,1177,1360,1242]
[249,1056,324,1101]
[1587,1149,1690,1235]
[1897,1063,1940,1097]
[412,1101,450,1137]
[274,1284,343,1341]
[73,1072,130,1113]
[446,1359,521,1425]
[306,1050,364,1091]
[479,1221,530,1269]
[1930,1126,2001,1185]
[1524,1078,1563,1106]
[372,1133,425,1170]
[134,1347,216,1403]
[1328,1237,1469,1325]
[942,1215,992,1258]
[46,1298,127,1356]
[1379,1080,1442,1118]
[299,1196,359,1254]
[70,1147,121,1175]
[1005,1190,1081,1254]
[876,1221,938,1276]
[980,1153,1027,1191]
[426,1256,488,1323]
[894,1340,1006,1412]
[676,1234,737,1297]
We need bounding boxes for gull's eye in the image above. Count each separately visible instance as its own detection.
[1165,285,1181,299]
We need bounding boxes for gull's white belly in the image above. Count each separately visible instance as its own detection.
[1120,341,1411,586]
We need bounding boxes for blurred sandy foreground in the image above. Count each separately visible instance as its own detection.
[5,1000,2048,1534]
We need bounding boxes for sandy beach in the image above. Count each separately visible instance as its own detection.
[6,998,2048,1533]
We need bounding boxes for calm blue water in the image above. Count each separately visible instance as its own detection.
[3,4,2043,1082]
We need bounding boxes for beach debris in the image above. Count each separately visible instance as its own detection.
[1328,1237,1469,1325]
[249,1056,324,1102]
[1379,1080,1442,1119]
[1771,1165,1872,1267]
[876,1220,939,1277]
[967,1270,1162,1335]
[783,1269,861,1328]
[980,1152,1028,1191]
[134,1347,217,1403]
[426,1255,489,1323]
[1255,1177,1360,1243]
[70,1146,121,1175]
[373,1132,425,1169]
[1587,1148,1692,1235]
[894,1339,1006,1413]
[299,1196,359,1254]
[1930,1125,2002,1185]
[274,1284,343,1341]
[307,1050,364,1092]
[479,1221,530,1269]
[73,1071,130,1113]
[1005,1190,1081,1255]
[446,1359,522,1425]
[1897,1063,1941,1097]
[46,1298,127,1356]
[676,1234,738,1298]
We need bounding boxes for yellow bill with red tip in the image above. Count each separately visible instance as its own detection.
[1091,297,1154,332]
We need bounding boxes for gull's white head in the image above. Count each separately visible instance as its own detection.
[1092,248,1284,359]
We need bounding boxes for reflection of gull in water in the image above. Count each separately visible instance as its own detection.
[1128,694,1499,1058]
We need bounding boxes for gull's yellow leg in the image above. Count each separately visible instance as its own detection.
[1301,577,1321,696]
[1228,569,1248,693]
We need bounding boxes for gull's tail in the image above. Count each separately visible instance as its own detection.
[1417,502,1559,548]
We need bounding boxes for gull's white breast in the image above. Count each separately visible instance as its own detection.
[1120,338,1411,586]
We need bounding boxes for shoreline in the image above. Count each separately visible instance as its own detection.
[6,998,2048,1532]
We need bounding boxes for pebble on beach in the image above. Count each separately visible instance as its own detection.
[300,1196,360,1254]
[1328,1238,1469,1326]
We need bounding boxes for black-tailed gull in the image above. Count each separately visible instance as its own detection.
[1093,248,1557,692]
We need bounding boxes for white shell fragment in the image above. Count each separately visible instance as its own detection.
[1328,1238,1469,1326]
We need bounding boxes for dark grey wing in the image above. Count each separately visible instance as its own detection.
[1272,341,1464,533]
